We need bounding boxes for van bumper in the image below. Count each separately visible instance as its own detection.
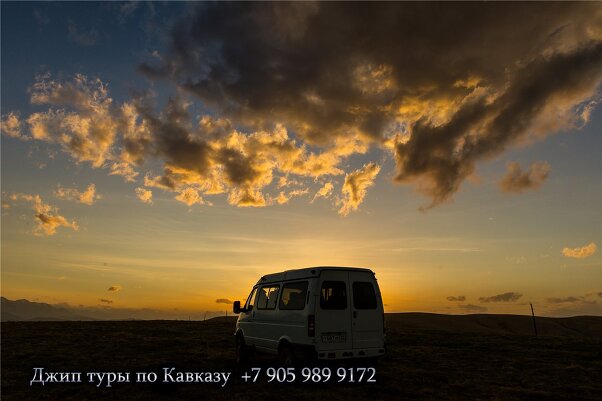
[316,347,385,360]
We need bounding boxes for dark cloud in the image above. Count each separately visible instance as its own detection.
[215,298,233,305]
[479,292,522,303]
[547,296,582,304]
[135,96,212,180]
[107,285,122,292]
[547,292,602,304]
[458,304,487,313]
[140,2,602,207]
[33,9,50,26]
[395,43,602,206]
[499,162,551,193]
[447,296,466,302]
[99,299,113,304]
[67,20,99,47]
[544,293,601,316]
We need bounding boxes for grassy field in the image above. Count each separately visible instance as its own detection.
[2,314,601,400]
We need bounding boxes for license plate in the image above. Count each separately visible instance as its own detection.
[321,332,346,343]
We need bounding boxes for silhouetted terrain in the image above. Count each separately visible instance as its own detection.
[0,297,224,321]
[2,314,601,400]
[387,313,602,337]
[1,297,95,321]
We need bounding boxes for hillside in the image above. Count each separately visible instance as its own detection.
[386,312,602,338]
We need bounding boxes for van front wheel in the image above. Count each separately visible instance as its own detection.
[279,343,295,367]
[235,335,248,364]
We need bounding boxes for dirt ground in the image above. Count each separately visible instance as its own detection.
[1,314,601,400]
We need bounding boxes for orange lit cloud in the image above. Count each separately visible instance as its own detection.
[339,163,380,216]
[175,187,204,206]
[0,112,24,139]
[312,182,334,202]
[135,187,153,204]
[26,73,118,167]
[9,193,78,236]
[55,184,100,205]
[274,188,310,205]
[562,242,597,259]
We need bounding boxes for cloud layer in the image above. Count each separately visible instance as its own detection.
[142,2,602,207]
[2,3,601,213]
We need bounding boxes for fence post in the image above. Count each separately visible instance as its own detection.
[530,303,538,336]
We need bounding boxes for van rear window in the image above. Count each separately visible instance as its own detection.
[279,281,308,310]
[320,281,347,309]
[352,282,377,309]
[257,285,279,310]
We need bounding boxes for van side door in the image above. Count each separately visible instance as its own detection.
[253,284,280,350]
[239,287,258,346]
[349,271,384,349]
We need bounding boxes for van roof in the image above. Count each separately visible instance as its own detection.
[256,266,374,285]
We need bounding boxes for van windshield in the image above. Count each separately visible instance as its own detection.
[320,281,347,309]
[244,288,257,310]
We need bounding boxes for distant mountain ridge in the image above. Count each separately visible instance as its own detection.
[0,297,224,321]
[1,297,95,321]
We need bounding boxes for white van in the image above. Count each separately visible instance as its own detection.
[232,266,386,365]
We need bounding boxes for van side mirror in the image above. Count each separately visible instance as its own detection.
[233,301,241,314]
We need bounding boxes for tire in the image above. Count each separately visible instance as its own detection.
[279,343,295,367]
[235,334,248,364]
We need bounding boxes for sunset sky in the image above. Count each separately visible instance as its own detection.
[1,2,601,318]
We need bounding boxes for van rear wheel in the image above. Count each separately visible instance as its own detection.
[279,343,295,367]
[235,335,248,364]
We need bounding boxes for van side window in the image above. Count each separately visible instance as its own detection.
[353,282,377,309]
[320,281,347,309]
[244,288,258,311]
[279,281,308,310]
[257,285,280,310]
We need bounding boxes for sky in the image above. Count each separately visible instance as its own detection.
[1,2,601,318]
